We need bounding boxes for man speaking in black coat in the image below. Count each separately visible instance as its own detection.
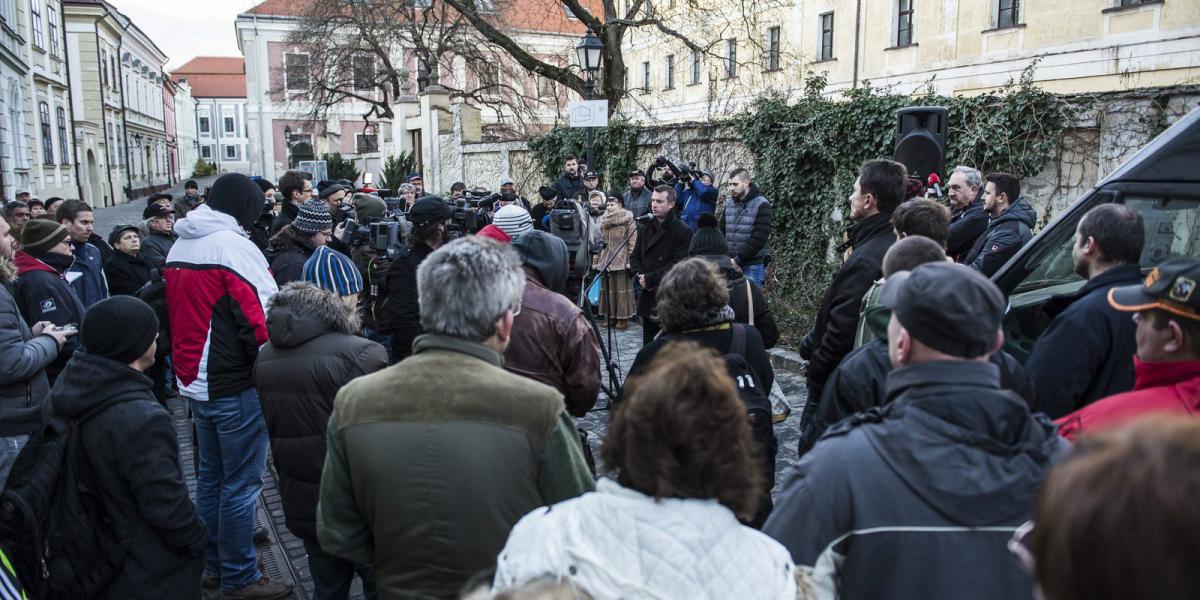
[798,159,904,426]
[630,185,693,345]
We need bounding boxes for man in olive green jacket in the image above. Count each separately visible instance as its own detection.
[318,236,595,600]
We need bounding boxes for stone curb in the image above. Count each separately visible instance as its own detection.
[769,347,807,377]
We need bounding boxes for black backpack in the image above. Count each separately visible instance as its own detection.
[0,396,136,599]
[722,324,778,526]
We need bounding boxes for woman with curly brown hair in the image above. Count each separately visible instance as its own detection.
[492,341,796,600]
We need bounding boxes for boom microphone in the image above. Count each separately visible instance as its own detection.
[636,213,656,222]
[926,173,943,198]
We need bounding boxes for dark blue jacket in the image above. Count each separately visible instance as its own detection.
[1024,263,1142,418]
[965,198,1036,277]
[947,198,988,262]
[67,240,109,308]
[675,180,715,231]
[765,361,1067,600]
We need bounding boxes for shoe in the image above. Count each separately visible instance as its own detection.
[253,526,270,545]
[615,319,628,330]
[217,576,293,600]
[202,575,219,590]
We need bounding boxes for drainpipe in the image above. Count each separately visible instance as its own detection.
[852,0,863,89]
[252,15,267,177]
[63,1,84,200]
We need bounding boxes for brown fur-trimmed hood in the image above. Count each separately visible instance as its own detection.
[0,256,14,284]
[266,281,360,348]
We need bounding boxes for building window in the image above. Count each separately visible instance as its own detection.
[47,5,59,57]
[641,61,650,92]
[106,123,115,163]
[223,145,238,160]
[724,39,737,79]
[200,145,212,159]
[198,116,210,134]
[285,53,310,91]
[1118,0,1153,5]
[39,102,52,165]
[101,50,109,88]
[223,116,235,134]
[766,26,781,71]
[690,50,701,85]
[665,54,675,90]
[30,0,43,49]
[352,54,375,90]
[996,0,1019,27]
[896,0,915,47]
[56,107,68,165]
[820,12,834,61]
[356,133,378,154]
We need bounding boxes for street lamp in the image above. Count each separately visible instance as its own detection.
[575,28,603,173]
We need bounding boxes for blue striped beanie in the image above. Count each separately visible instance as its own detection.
[302,246,363,296]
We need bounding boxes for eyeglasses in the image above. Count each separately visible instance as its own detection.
[1008,520,1035,575]
[301,187,314,194]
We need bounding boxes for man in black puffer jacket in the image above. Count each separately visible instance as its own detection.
[256,249,387,599]
[963,172,1036,277]
[798,160,903,424]
[51,297,207,599]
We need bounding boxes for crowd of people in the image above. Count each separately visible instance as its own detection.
[0,147,1195,600]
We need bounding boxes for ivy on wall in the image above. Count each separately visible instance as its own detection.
[737,74,1077,343]
[528,118,639,192]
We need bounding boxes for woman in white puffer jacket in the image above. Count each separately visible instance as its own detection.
[493,341,797,600]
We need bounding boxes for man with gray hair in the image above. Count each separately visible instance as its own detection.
[318,236,595,599]
[945,165,988,262]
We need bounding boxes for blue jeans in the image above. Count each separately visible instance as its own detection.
[304,540,377,600]
[744,263,766,286]
[190,388,268,592]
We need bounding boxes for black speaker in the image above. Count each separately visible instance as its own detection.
[894,106,947,182]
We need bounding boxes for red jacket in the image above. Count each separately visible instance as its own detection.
[1056,357,1200,441]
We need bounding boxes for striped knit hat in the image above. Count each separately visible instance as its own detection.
[302,246,363,296]
[493,205,533,238]
[293,199,333,234]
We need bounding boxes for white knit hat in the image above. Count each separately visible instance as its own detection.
[493,205,533,238]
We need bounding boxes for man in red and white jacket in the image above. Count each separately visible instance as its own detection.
[165,173,292,599]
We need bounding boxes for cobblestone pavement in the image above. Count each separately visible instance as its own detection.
[157,302,808,599]
[92,174,222,234]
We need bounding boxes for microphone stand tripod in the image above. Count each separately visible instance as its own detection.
[576,216,642,408]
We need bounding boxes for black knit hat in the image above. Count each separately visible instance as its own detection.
[688,212,729,257]
[206,173,263,230]
[81,296,160,364]
[538,186,557,202]
[255,178,276,194]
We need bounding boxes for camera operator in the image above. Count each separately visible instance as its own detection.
[532,186,557,232]
[498,177,529,209]
[319,182,353,226]
[545,189,594,303]
[384,197,452,362]
[554,155,588,203]
[449,182,467,201]
[345,193,394,348]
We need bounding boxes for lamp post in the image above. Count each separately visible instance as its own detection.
[575,28,603,172]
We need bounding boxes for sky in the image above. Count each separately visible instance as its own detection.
[109,0,261,70]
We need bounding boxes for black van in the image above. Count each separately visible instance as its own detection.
[995,106,1200,362]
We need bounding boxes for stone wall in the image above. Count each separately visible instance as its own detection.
[452,86,1200,226]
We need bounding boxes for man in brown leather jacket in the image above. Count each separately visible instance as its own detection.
[505,230,602,416]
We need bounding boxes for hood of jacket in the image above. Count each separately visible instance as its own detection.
[174,204,248,241]
[601,207,633,229]
[872,360,1066,524]
[512,230,568,294]
[0,255,14,284]
[51,351,153,419]
[14,250,67,276]
[206,172,266,230]
[267,281,359,348]
[993,197,1036,228]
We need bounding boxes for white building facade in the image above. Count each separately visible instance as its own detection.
[117,19,169,197]
[27,0,76,200]
[0,0,35,201]
[170,56,250,176]
[172,78,197,178]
